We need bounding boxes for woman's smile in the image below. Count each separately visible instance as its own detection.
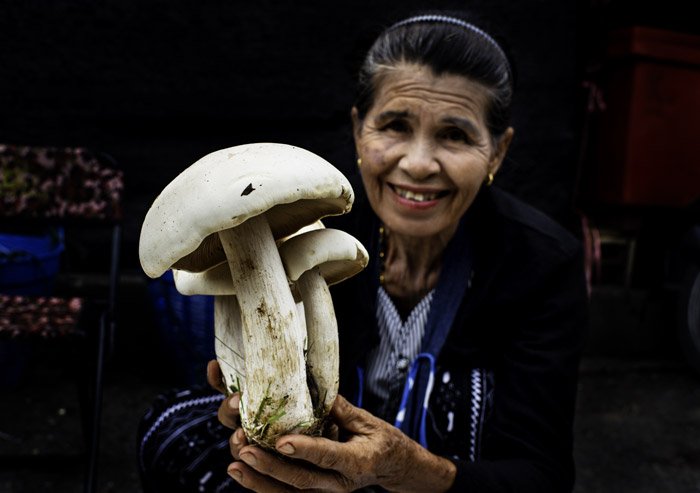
[387,182,451,208]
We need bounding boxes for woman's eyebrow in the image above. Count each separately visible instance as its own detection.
[376,110,410,122]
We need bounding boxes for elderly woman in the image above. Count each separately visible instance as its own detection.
[139,10,587,493]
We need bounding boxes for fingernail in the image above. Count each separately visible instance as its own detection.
[229,394,240,410]
[228,467,242,482]
[240,452,257,466]
[231,432,240,445]
[277,442,295,455]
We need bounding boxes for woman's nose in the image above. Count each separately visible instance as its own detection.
[397,140,440,180]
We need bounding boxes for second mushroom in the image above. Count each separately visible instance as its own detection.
[279,228,369,416]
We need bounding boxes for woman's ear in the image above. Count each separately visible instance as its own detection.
[489,127,514,175]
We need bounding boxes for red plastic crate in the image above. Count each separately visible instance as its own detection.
[586,26,700,207]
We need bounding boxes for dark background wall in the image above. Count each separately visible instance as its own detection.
[0,0,694,273]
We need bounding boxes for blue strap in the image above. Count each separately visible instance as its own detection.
[394,353,436,447]
[354,366,365,408]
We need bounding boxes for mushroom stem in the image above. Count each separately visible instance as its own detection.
[296,267,339,415]
[214,295,246,395]
[218,215,313,447]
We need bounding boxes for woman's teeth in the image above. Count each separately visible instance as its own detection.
[394,187,440,202]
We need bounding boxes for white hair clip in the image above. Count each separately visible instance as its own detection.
[390,14,511,78]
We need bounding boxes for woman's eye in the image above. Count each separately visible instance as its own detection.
[382,120,409,133]
[442,128,470,143]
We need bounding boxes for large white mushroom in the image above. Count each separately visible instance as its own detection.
[139,143,355,448]
[278,228,369,415]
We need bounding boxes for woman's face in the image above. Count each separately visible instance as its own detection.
[353,63,513,239]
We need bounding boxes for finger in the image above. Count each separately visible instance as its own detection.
[228,460,298,493]
[329,394,376,434]
[237,446,346,492]
[275,434,351,473]
[217,393,241,430]
[207,360,227,394]
[229,427,248,460]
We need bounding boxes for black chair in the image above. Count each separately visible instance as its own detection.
[0,143,123,493]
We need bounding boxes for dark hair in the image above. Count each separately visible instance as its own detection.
[354,11,516,141]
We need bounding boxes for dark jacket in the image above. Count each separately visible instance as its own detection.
[326,176,589,493]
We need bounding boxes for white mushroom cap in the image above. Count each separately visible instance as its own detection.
[172,262,233,296]
[171,220,327,296]
[139,144,353,278]
[279,228,369,286]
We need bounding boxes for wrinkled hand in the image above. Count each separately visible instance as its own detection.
[208,360,455,492]
[221,391,455,491]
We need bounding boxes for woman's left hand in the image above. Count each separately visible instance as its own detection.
[227,394,456,493]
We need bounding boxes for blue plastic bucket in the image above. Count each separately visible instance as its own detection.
[0,228,64,388]
[147,270,216,385]
[0,229,64,296]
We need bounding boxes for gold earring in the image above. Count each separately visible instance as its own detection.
[486,172,494,186]
[357,158,362,168]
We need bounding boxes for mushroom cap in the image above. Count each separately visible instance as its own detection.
[279,228,369,287]
[171,221,327,296]
[172,263,234,296]
[139,143,353,278]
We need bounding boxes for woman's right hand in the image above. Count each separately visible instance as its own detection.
[207,359,455,492]
[206,360,249,458]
